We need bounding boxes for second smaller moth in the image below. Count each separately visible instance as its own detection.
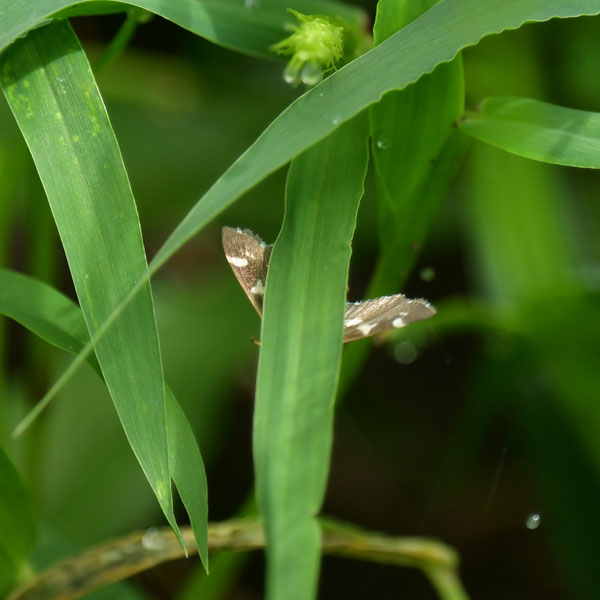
[222,226,436,343]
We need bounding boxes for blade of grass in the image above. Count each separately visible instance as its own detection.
[0,0,365,60]
[340,0,469,396]
[254,113,369,600]
[11,0,600,436]
[0,21,179,542]
[0,446,36,596]
[93,8,152,73]
[152,0,600,272]
[461,96,600,168]
[370,0,465,281]
[0,268,208,570]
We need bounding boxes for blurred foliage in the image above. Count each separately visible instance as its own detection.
[0,1,599,599]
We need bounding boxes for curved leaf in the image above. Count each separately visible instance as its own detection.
[0,446,36,596]
[13,0,598,451]
[0,21,179,540]
[0,268,208,570]
[152,0,600,271]
[0,0,365,60]
[461,96,600,168]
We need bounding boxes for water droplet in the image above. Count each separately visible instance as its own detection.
[142,527,163,550]
[419,266,436,282]
[244,0,260,7]
[283,62,300,85]
[332,115,342,125]
[300,62,323,86]
[376,136,391,150]
[525,513,541,530]
[393,341,418,364]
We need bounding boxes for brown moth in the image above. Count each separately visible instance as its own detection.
[222,226,436,342]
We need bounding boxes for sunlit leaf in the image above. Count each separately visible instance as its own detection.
[152,0,600,271]
[255,113,369,600]
[0,268,208,569]
[0,20,178,540]
[0,0,366,60]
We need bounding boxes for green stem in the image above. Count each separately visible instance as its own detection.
[424,565,471,600]
[94,9,152,73]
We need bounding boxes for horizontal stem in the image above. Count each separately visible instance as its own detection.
[8,518,464,600]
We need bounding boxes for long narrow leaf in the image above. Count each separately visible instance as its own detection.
[16,1,600,413]
[461,96,600,168]
[254,113,369,600]
[0,446,36,596]
[340,0,469,395]
[0,0,365,60]
[0,268,208,570]
[0,21,178,539]
[368,0,467,294]
[151,0,600,271]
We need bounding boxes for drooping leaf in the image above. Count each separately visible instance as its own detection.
[151,0,600,272]
[461,96,600,168]
[14,2,600,401]
[0,20,178,541]
[0,0,366,60]
[0,446,36,596]
[0,268,209,570]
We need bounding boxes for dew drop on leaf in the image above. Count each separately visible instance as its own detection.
[525,513,541,530]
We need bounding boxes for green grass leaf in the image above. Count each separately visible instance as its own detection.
[152,0,600,272]
[0,0,365,60]
[0,20,179,541]
[340,0,470,396]
[0,268,209,570]
[0,446,36,596]
[461,96,600,168]
[254,113,369,600]
[166,392,209,570]
[16,2,600,409]
[369,0,467,293]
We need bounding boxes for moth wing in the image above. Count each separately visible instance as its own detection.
[343,294,436,343]
[222,226,271,316]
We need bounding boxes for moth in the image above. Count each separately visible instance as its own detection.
[222,226,436,343]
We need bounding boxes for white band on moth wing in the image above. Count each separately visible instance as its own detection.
[226,255,249,267]
[344,318,363,327]
[358,323,376,336]
[251,279,265,295]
